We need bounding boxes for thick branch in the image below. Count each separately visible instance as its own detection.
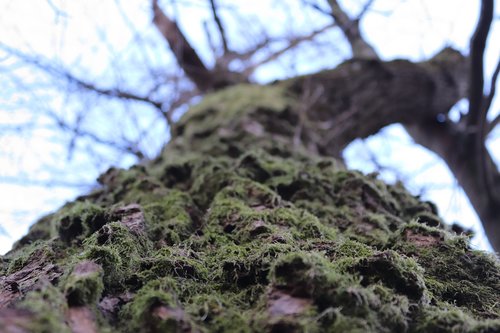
[406,121,500,252]
[152,0,248,92]
[152,0,214,92]
[467,0,494,128]
[283,48,468,156]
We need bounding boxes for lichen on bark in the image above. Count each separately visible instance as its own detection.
[1,80,499,333]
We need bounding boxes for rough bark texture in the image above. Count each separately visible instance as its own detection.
[1,57,499,332]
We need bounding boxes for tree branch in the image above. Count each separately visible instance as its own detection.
[243,23,335,76]
[406,120,500,252]
[467,0,493,128]
[152,0,214,92]
[465,0,497,233]
[485,57,500,132]
[490,113,500,133]
[326,0,378,59]
[0,43,164,110]
[67,76,163,109]
[209,0,229,54]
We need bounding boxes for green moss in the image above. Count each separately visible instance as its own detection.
[2,82,499,332]
[176,84,291,139]
[6,240,55,274]
[416,307,500,333]
[56,201,108,244]
[139,246,207,282]
[20,284,71,333]
[349,250,428,301]
[64,260,104,306]
[120,278,196,333]
[185,294,252,332]
[83,222,151,290]
[144,189,199,246]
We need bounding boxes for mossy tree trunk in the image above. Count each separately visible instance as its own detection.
[1,53,499,332]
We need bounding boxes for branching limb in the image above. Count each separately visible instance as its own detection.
[152,0,213,92]
[67,76,163,110]
[52,112,146,159]
[243,23,335,76]
[1,43,164,110]
[152,0,248,91]
[406,120,500,252]
[464,0,498,221]
[326,0,378,59]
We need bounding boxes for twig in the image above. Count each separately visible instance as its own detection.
[490,113,500,133]
[209,0,229,54]
[485,57,500,132]
[243,23,335,75]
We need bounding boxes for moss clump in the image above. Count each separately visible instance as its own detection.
[415,308,500,333]
[19,284,71,333]
[349,250,427,301]
[83,222,151,290]
[57,201,108,244]
[1,82,499,332]
[143,189,200,247]
[120,278,197,333]
[64,260,104,306]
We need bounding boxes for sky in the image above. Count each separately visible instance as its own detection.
[0,0,498,254]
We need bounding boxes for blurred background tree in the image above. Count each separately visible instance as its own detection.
[0,0,498,253]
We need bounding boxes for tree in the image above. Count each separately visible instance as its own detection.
[0,0,499,332]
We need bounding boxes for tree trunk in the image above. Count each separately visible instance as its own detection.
[1,56,499,332]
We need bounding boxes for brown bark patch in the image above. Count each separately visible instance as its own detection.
[150,304,194,332]
[66,306,98,333]
[98,292,134,322]
[112,204,145,235]
[0,308,33,333]
[72,260,101,276]
[404,229,442,247]
[268,290,312,317]
[0,250,63,309]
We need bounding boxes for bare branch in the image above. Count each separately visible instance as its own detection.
[243,23,335,75]
[52,113,146,159]
[67,76,163,110]
[152,0,214,92]
[490,113,500,133]
[209,0,229,54]
[326,0,378,59]
[45,0,68,19]
[464,0,498,220]
[485,57,500,132]
[467,0,494,128]
[356,0,376,20]
[1,43,164,110]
